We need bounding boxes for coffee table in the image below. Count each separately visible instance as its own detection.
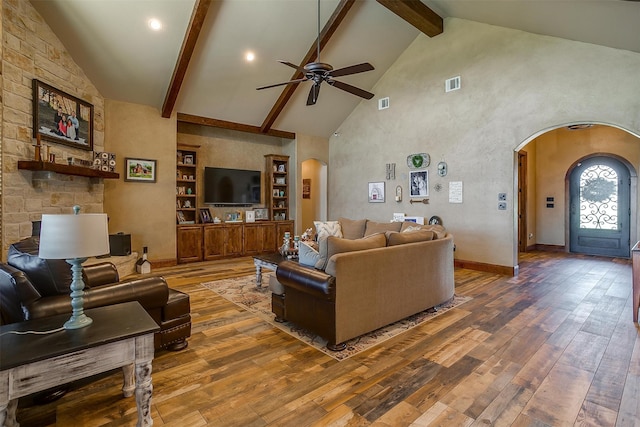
[253,252,297,288]
[0,301,159,427]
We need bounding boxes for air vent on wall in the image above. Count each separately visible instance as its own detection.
[445,76,461,92]
[378,97,389,110]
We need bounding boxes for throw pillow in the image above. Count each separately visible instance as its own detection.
[338,217,367,240]
[400,222,447,239]
[387,230,435,246]
[364,220,402,236]
[324,234,387,276]
[314,220,343,241]
[298,241,321,267]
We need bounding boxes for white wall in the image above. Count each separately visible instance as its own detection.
[329,18,640,268]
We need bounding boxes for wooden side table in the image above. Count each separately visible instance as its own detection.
[0,302,159,426]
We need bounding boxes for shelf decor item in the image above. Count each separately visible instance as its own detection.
[32,79,94,151]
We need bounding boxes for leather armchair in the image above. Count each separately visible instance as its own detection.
[0,237,191,351]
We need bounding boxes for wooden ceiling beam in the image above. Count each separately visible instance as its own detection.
[178,113,296,139]
[376,0,443,37]
[260,0,356,134]
[162,0,213,118]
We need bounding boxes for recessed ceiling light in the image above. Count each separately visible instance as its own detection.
[245,51,255,62]
[148,18,162,31]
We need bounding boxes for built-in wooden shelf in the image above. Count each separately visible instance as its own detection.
[18,161,120,179]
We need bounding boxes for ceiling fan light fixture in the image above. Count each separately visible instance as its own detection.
[255,0,375,105]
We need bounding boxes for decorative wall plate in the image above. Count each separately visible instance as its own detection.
[407,153,430,169]
[429,215,442,225]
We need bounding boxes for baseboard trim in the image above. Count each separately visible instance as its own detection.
[149,258,178,268]
[454,259,516,276]
[534,244,566,252]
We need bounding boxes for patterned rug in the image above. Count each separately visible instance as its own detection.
[202,272,470,360]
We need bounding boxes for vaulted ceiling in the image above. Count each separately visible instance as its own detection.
[31,0,640,139]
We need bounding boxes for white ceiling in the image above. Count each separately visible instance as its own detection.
[30,0,640,138]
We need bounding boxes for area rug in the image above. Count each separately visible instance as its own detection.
[202,273,471,360]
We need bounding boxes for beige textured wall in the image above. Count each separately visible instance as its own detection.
[1,0,105,258]
[532,125,640,246]
[103,100,176,262]
[520,142,537,249]
[329,18,640,268]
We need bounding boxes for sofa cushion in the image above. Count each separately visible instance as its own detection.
[338,217,367,240]
[299,241,321,267]
[314,221,343,240]
[400,222,447,239]
[364,220,402,236]
[324,234,387,276]
[387,230,435,246]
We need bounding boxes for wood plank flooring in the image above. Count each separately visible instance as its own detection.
[14,251,640,426]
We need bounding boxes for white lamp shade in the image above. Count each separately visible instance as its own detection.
[39,213,110,259]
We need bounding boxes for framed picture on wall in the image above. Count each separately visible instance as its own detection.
[409,170,428,197]
[32,79,94,151]
[125,158,157,182]
[368,182,385,203]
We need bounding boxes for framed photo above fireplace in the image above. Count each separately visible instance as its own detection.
[32,79,94,151]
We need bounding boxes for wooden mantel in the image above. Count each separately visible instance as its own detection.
[18,161,119,179]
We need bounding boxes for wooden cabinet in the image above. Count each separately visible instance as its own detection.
[265,154,289,221]
[176,145,199,224]
[177,225,203,263]
[177,221,294,263]
[244,223,277,255]
[203,224,243,260]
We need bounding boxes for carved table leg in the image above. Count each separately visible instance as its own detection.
[255,261,263,288]
[122,364,135,397]
[135,361,153,427]
[0,400,19,427]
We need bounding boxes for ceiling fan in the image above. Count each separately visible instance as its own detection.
[256,0,375,106]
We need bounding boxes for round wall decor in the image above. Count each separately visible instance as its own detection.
[407,153,430,169]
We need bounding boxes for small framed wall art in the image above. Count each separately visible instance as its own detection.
[125,158,157,182]
[368,182,385,203]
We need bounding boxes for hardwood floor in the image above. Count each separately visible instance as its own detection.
[15,251,640,426]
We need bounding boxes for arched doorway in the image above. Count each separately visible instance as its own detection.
[569,155,631,258]
[516,123,640,264]
[301,159,327,232]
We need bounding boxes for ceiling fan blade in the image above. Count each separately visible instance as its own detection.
[278,60,306,73]
[328,80,374,100]
[306,83,321,106]
[257,77,307,91]
[328,62,374,78]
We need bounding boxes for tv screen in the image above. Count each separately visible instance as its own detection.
[204,167,261,205]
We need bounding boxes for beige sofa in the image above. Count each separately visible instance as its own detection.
[275,219,455,350]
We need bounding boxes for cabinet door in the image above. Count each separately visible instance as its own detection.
[177,226,203,263]
[225,225,244,256]
[276,221,294,241]
[203,226,225,260]
[262,223,277,253]
[243,224,262,255]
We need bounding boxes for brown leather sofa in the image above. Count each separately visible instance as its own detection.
[0,237,191,352]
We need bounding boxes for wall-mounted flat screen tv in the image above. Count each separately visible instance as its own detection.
[204,167,261,205]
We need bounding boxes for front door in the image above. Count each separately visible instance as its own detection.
[569,156,630,258]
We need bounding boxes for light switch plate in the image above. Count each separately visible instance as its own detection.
[498,193,507,201]
[498,202,507,210]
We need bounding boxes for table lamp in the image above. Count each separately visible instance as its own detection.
[38,206,110,329]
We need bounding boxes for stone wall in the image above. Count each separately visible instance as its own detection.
[2,0,105,258]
